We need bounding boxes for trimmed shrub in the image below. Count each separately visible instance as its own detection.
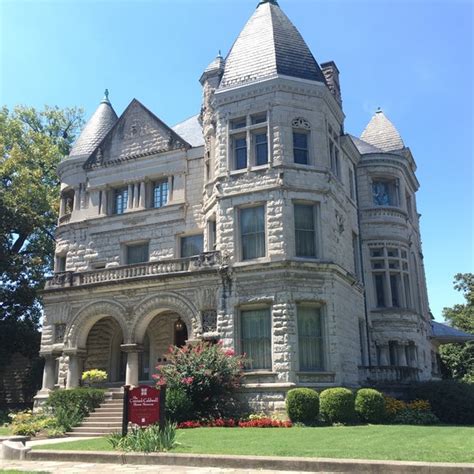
[165,387,194,423]
[319,387,356,424]
[355,388,386,424]
[392,408,439,425]
[286,388,319,425]
[47,388,105,431]
[410,380,474,425]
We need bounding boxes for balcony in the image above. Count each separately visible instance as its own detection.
[359,366,421,384]
[45,251,223,290]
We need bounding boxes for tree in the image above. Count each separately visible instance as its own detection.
[439,273,474,381]
[0,105,84,362]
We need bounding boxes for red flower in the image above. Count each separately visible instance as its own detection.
[224,348,235,357]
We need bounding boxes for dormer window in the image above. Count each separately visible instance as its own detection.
[153,179,168,208]
[372,179,399,207]
[114,187,128,214]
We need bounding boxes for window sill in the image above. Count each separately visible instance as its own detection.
[243,371,276,376]
[229,169,247,176]
[234,257,271,267]
[297,371,334,376]
[250,164,270,172]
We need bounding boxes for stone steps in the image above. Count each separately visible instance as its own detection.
[66,391,124,437]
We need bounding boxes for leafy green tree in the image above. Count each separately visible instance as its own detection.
[0,105,84,362]
[439,273,474,381]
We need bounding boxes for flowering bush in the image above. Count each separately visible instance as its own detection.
[154,341,245,420]
[9,410,57,437]
[81,369,107,386]
[176,417,292,429]
[384,395,438,425]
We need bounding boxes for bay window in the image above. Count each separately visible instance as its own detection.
[240,205,266,260]
[297,305,324,371]
[294,203,318,258]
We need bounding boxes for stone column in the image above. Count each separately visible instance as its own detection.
[121,344,143,387]
[59,196,66,217]
[133,183,140,208]
[101,189,108,216]
[40,354,56,392]
[139,181,146,209]
[378,344,389,366]
[398,343,408,366]
[127,184,134,210]
[65,349,86,389]
[74,187,81,211]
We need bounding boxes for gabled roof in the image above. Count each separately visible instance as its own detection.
[68,91,118,160]
[432,321,474,344]
[172,115,204,148]
[84,99,190,169]
[219,0,326,89]
[360,109,405,152]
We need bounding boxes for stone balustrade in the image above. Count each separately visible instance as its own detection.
[45,251,222,290]
[359,365,420,384]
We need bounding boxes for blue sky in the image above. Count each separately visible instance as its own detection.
[1,0,472,320]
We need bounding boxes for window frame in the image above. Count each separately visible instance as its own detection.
[152,179,169,209]
[180,233,204,258]
[240,306,272,371]
[371,177,400,207]
[125,241,149,265]
[113,187,128,215]
[293,202,320,259]
[296,304,325,372]
[292,129,310,165]
[239,204,267,261]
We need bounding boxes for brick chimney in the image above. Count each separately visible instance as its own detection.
[321,61,342,107]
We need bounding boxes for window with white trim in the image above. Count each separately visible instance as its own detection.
[370,246,411,309]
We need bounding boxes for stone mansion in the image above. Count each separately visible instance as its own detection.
[36,0,442,410]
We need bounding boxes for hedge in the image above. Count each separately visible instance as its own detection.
[319,387,355,423]
[286,388,319,424]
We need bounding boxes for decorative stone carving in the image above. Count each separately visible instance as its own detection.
[291,117,311,130]
[54,323,66,343]
[202,310,217,333]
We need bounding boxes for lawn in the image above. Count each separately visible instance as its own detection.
[32,425,474,463]
[0,426,11,436]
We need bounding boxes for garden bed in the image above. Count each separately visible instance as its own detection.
[31,425,474,463]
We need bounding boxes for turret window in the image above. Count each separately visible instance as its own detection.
[234,136,247,170]
[240,205,266,260]
[328,124,341,178]
[294,203,318,258]
[254,132,268,166]
[293,131,309,165]
[372,179,399,207]
[370,246,411,309]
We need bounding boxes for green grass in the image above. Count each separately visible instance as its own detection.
[0,426,11,436]
[32,425,474,463]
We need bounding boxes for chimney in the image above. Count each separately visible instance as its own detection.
[321,61,342,107]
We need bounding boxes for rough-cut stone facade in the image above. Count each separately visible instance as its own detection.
[36,0,437,411]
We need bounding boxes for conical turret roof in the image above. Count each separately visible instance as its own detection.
[360,109,405,152]
[219,0,326,89]
[68,90,118,159]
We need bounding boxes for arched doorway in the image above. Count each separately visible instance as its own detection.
[83,317,126,383]
[139,312,188,382]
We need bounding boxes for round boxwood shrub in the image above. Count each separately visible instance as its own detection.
[165,386,194,423]
[319,387,356,424]
[286,388,319,424]
[355,388,386,424]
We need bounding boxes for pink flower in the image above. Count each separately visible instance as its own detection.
[224,348,235,357]
[181,376,194,385]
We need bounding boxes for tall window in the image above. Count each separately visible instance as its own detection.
[234,136,247,170]
[348,166,356,200]
[181,234,204,258]
[241,308,271,370]
[240,206,265,260]
[254,132,268,166]
[153,179,168,208]
[406,193,413,219]
[294,204,317,257]
[230,113,268,170]
[352,233,361,278]
[126,242,149,265]
[293,132,309,165]
[114,187,128,215]
[372,179,399,207]
[328,124,340,178]
[297,306,324,371]
[371,246,411,309]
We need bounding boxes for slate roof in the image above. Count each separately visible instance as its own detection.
[172,115,204,148]
[431,321,474,343]
[68,94,118,159]
[219,0,326,89]
[349,135,384,155]
[360,109,405,152]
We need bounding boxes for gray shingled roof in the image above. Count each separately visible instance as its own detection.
[431,321,474,343]
[360,109,405,152]
[172,115,204,148]
[349,134,384,154]
[68,95,118,159]
[219,0,326,89]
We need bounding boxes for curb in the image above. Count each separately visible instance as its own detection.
[27,450,474,473]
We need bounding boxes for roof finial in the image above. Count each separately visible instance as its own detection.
[218,49,222,58]
[376,106,382,113]
[101,89,110,104]
[258,0,279,6]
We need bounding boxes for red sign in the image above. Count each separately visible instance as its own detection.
[127,385,161,427]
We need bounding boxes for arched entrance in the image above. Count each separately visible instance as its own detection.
[138,311,189,382]
[83,317,126,383]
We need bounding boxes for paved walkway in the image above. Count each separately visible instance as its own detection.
[0,459,313,473]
